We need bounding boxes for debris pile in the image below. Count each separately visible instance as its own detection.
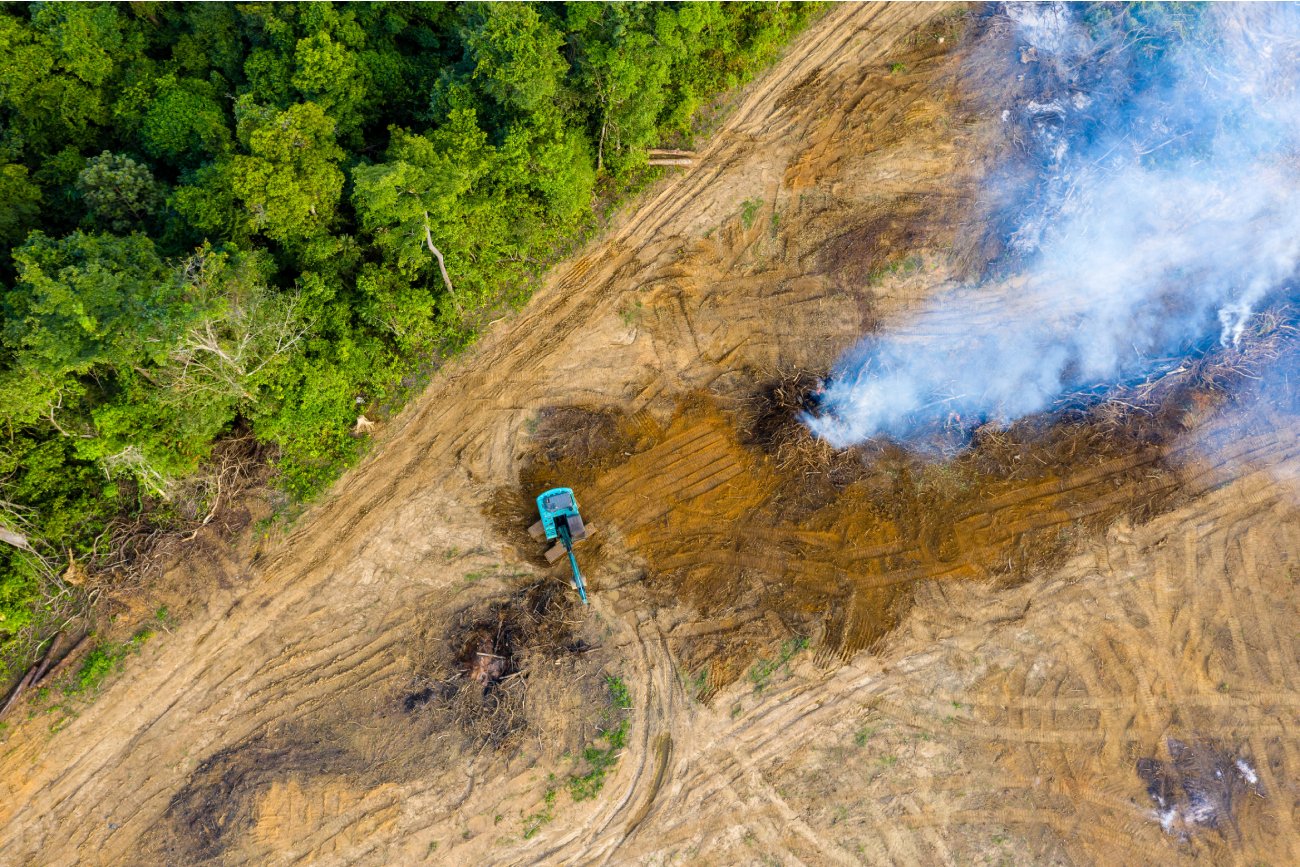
[407,582,607,750]
[1137,738,1264,841]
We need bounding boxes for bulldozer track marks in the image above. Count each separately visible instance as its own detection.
[4,4,1299,865]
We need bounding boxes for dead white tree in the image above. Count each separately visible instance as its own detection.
[44,392,95,439]
[1,498,39,553]
[100,446,170,499]
[422,211,463,314]
[166,290,307,402]
[0,498,59,580]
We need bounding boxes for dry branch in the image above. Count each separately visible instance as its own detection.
[0,523,30,551]
[423,211,463,314]
[166,292,306,403]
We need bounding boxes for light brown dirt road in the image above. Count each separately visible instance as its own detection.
[2,4,1297,865]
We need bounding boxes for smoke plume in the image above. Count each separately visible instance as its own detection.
[806,3,1300,448]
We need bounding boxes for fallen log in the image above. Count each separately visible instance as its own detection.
[32,633,90,690]
[0,524,31,550]
[647,148,696,157]
[30,632,65,683]
[0,667,38,720]
[0,634,64,720]
[647,158,694,167]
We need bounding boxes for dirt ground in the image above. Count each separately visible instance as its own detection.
[2,4,1297,865]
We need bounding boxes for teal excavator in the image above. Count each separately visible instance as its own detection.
[529,487,591,604]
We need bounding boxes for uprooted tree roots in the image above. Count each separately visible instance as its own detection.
[406,582,609,751]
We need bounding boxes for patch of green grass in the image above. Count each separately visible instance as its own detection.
[566,675,632,802]
[890,62,907,74]
[769,209,781,237]
[867,252,924,285]
[748,636,808,694]
[618,300,644,327]
[66,627,154,695]
[853,725,877,747]
[567,718,629,801]
[683,666,709,702]
[740,197,763,228]
[606,674,632,711]
[522,786,558,839]
[72,646,119,693]
[152,605,177,633]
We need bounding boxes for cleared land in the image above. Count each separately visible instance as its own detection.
[1,4,1296,866]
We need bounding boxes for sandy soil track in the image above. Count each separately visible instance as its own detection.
[2,4,1297,865]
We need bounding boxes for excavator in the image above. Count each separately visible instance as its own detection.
[529,487,591,604]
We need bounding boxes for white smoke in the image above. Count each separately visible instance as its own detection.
[807,4,1300,448]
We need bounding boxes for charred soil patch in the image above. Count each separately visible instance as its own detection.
[1137,737,1266,845]
[507,316,1300,696]
[160,734,357,864]
[153,584,617,862]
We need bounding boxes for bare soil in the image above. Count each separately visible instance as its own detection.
[1,4,1297,866]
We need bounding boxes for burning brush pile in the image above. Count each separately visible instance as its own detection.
[791,304,1300,466]
[802,3,1300,454]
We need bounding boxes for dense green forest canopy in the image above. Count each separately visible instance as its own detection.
[0,1,819,661]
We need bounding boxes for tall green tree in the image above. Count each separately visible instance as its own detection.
[176,99,344,246]
[292,32,370,145]
[0,231,178,430]
[353,113,494,276]
[458,3,569,128]
[76,151,165,234]
[0,162,42,246]
[139,75,232,165]
[567,3,675,173]
[0,4,139,154]
[229,100,345,244]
